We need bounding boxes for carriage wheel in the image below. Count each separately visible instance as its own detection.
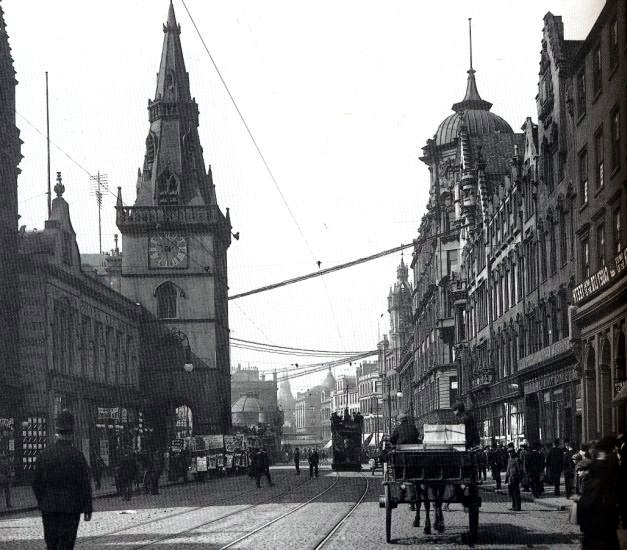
[468,504,479,543]
[385,484,393,543]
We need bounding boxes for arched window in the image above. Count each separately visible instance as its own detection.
[157,169,179,205]
[145,134,156,166]
[156,282,178,319]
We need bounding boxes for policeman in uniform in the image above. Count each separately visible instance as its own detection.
[32,409,92,550]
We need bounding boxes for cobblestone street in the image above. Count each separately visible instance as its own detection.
[2,465,624,549]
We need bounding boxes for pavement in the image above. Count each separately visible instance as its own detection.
[478,476,627,549]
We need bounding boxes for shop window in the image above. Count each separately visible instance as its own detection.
[609,16,618,71]
[578,147,588,206]
[594,127,604,189]
[581,237,590,279]
[597,223,605,269]
[576,69,586,118]
[592,43,602,96]
[614,207,622,255]
[610,106,620,172]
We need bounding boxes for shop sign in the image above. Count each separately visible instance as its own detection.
[573,246,627,305]
[196,456,207,472]
[201,435,223,450]
[224,435,244,452]
[170,438,184,452]
[524,369,573,395]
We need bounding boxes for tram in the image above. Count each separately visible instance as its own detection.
[330,409,363,471]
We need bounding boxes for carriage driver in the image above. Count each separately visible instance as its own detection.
[452,401,480,449]
[390,413,421,445]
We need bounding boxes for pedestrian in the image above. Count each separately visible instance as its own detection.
[148,450,163,495]
[452,401,480,449]
[563,441,576,499]
[575,443,593,496]
[252,448,274,488]
[577,437,620,550]
[32,409,92,550]
[0,451,13,509]
[518,440,530,492]
[117,449,137,501]
[91,453,104,491]
[546,439,564,496]
[475,445,487,481]
[527,442,545,497]
[294,447,301,476]
[505,445,522,511]
[308,448,319,478]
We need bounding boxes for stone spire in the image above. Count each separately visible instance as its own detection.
[452,18,493,113]
[135,1,216,208]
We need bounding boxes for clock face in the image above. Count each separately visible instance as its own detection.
[149,233,188,269]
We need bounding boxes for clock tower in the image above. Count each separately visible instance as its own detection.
[116,1,232,436]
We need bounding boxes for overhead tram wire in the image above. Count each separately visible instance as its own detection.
[179,0,347,346]
[229,337,366,355]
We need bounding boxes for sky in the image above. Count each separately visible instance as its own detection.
[4,0,603,396]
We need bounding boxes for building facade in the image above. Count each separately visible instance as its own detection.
[230,365,279,427]
[320,368,336,442]
[294,386,323,441]
[356,361,383,442]
[570,0,627,442]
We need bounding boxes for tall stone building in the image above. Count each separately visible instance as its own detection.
[277,372,296,429]
[412,43,518,431]
[570,0,627,442]
[0,0,22,449]
[116,3,232,436]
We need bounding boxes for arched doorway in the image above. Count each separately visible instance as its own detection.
[584,345,597,441]
[600,338,612,437]
[616,331,626,434]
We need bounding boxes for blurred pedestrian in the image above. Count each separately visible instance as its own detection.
[0,451,12,509]
[563,441,576,499]
[518,441,530,492]
[252,448,274,488]
[505,446,522,511]
[117,450,137,501]
[546,439,564,496]
[91,453,105,491]
[527,442,545,497]
[577,437,620,550]
[294,447,301,475]
[309,448,319,478]
[148,451,163,495]
[475,445,487,481]
[32,409,92,550]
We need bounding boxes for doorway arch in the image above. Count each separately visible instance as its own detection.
[600,337,612,437]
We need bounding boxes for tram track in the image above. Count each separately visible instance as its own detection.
[76,472,314,548]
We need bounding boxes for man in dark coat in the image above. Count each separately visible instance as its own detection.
[308,448,319,478]
[0,451,13,509]
[505,446,522,511]
[527,443,545,497]
[32,409,92,550]
[546,439,564,496]
[563,441,576,498]
[117,450,137,501]
[252,448,274,488]
[390,413,420,445]
[294,447,301,475]
[452,401,480,449]
[577,437,620,550]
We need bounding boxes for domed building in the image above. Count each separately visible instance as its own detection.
[231,393,265,427]
[410,27,524,434]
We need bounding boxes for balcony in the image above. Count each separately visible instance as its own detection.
[116,205,229,234]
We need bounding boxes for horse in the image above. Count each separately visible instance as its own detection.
[411,481,446,534]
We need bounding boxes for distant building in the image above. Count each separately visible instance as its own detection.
[230,365,279,429]
[277,372,296,428]
[356,361,382,442]
[330,375,359,415]
[320,368,336,442]
[295,386,323,439]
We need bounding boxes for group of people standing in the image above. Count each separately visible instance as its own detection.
[292,447,319,478]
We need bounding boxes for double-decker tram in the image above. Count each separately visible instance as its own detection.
[330,408,363,471]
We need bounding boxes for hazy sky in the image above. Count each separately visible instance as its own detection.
[5,0,603,395]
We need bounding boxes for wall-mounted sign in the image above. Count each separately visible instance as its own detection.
[573,247,627,305]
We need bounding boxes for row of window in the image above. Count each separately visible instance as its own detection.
[580,205,623,278]
[576,14,621,120]
[52,302,137,386]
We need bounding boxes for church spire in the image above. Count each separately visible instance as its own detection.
[135,1,216,208]
[452,18,493,113]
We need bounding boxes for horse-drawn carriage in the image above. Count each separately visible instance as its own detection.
[380,424,481,543]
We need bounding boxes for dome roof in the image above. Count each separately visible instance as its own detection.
[435,110,513,147]
[231,395,261,414]
[434,68,513,148]
[324,368,336,391]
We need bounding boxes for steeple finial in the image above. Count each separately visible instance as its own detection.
[468,18,473,72]
[54,172,65,197]
[451,18,493,113]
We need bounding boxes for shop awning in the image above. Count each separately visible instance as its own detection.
[611,383,627,405]
[323,440,333,449]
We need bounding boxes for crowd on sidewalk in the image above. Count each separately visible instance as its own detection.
[472,435,627,549]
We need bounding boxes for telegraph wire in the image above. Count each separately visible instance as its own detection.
[230,337,365,355]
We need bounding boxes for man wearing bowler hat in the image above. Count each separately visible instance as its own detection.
[32,409,92,549]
